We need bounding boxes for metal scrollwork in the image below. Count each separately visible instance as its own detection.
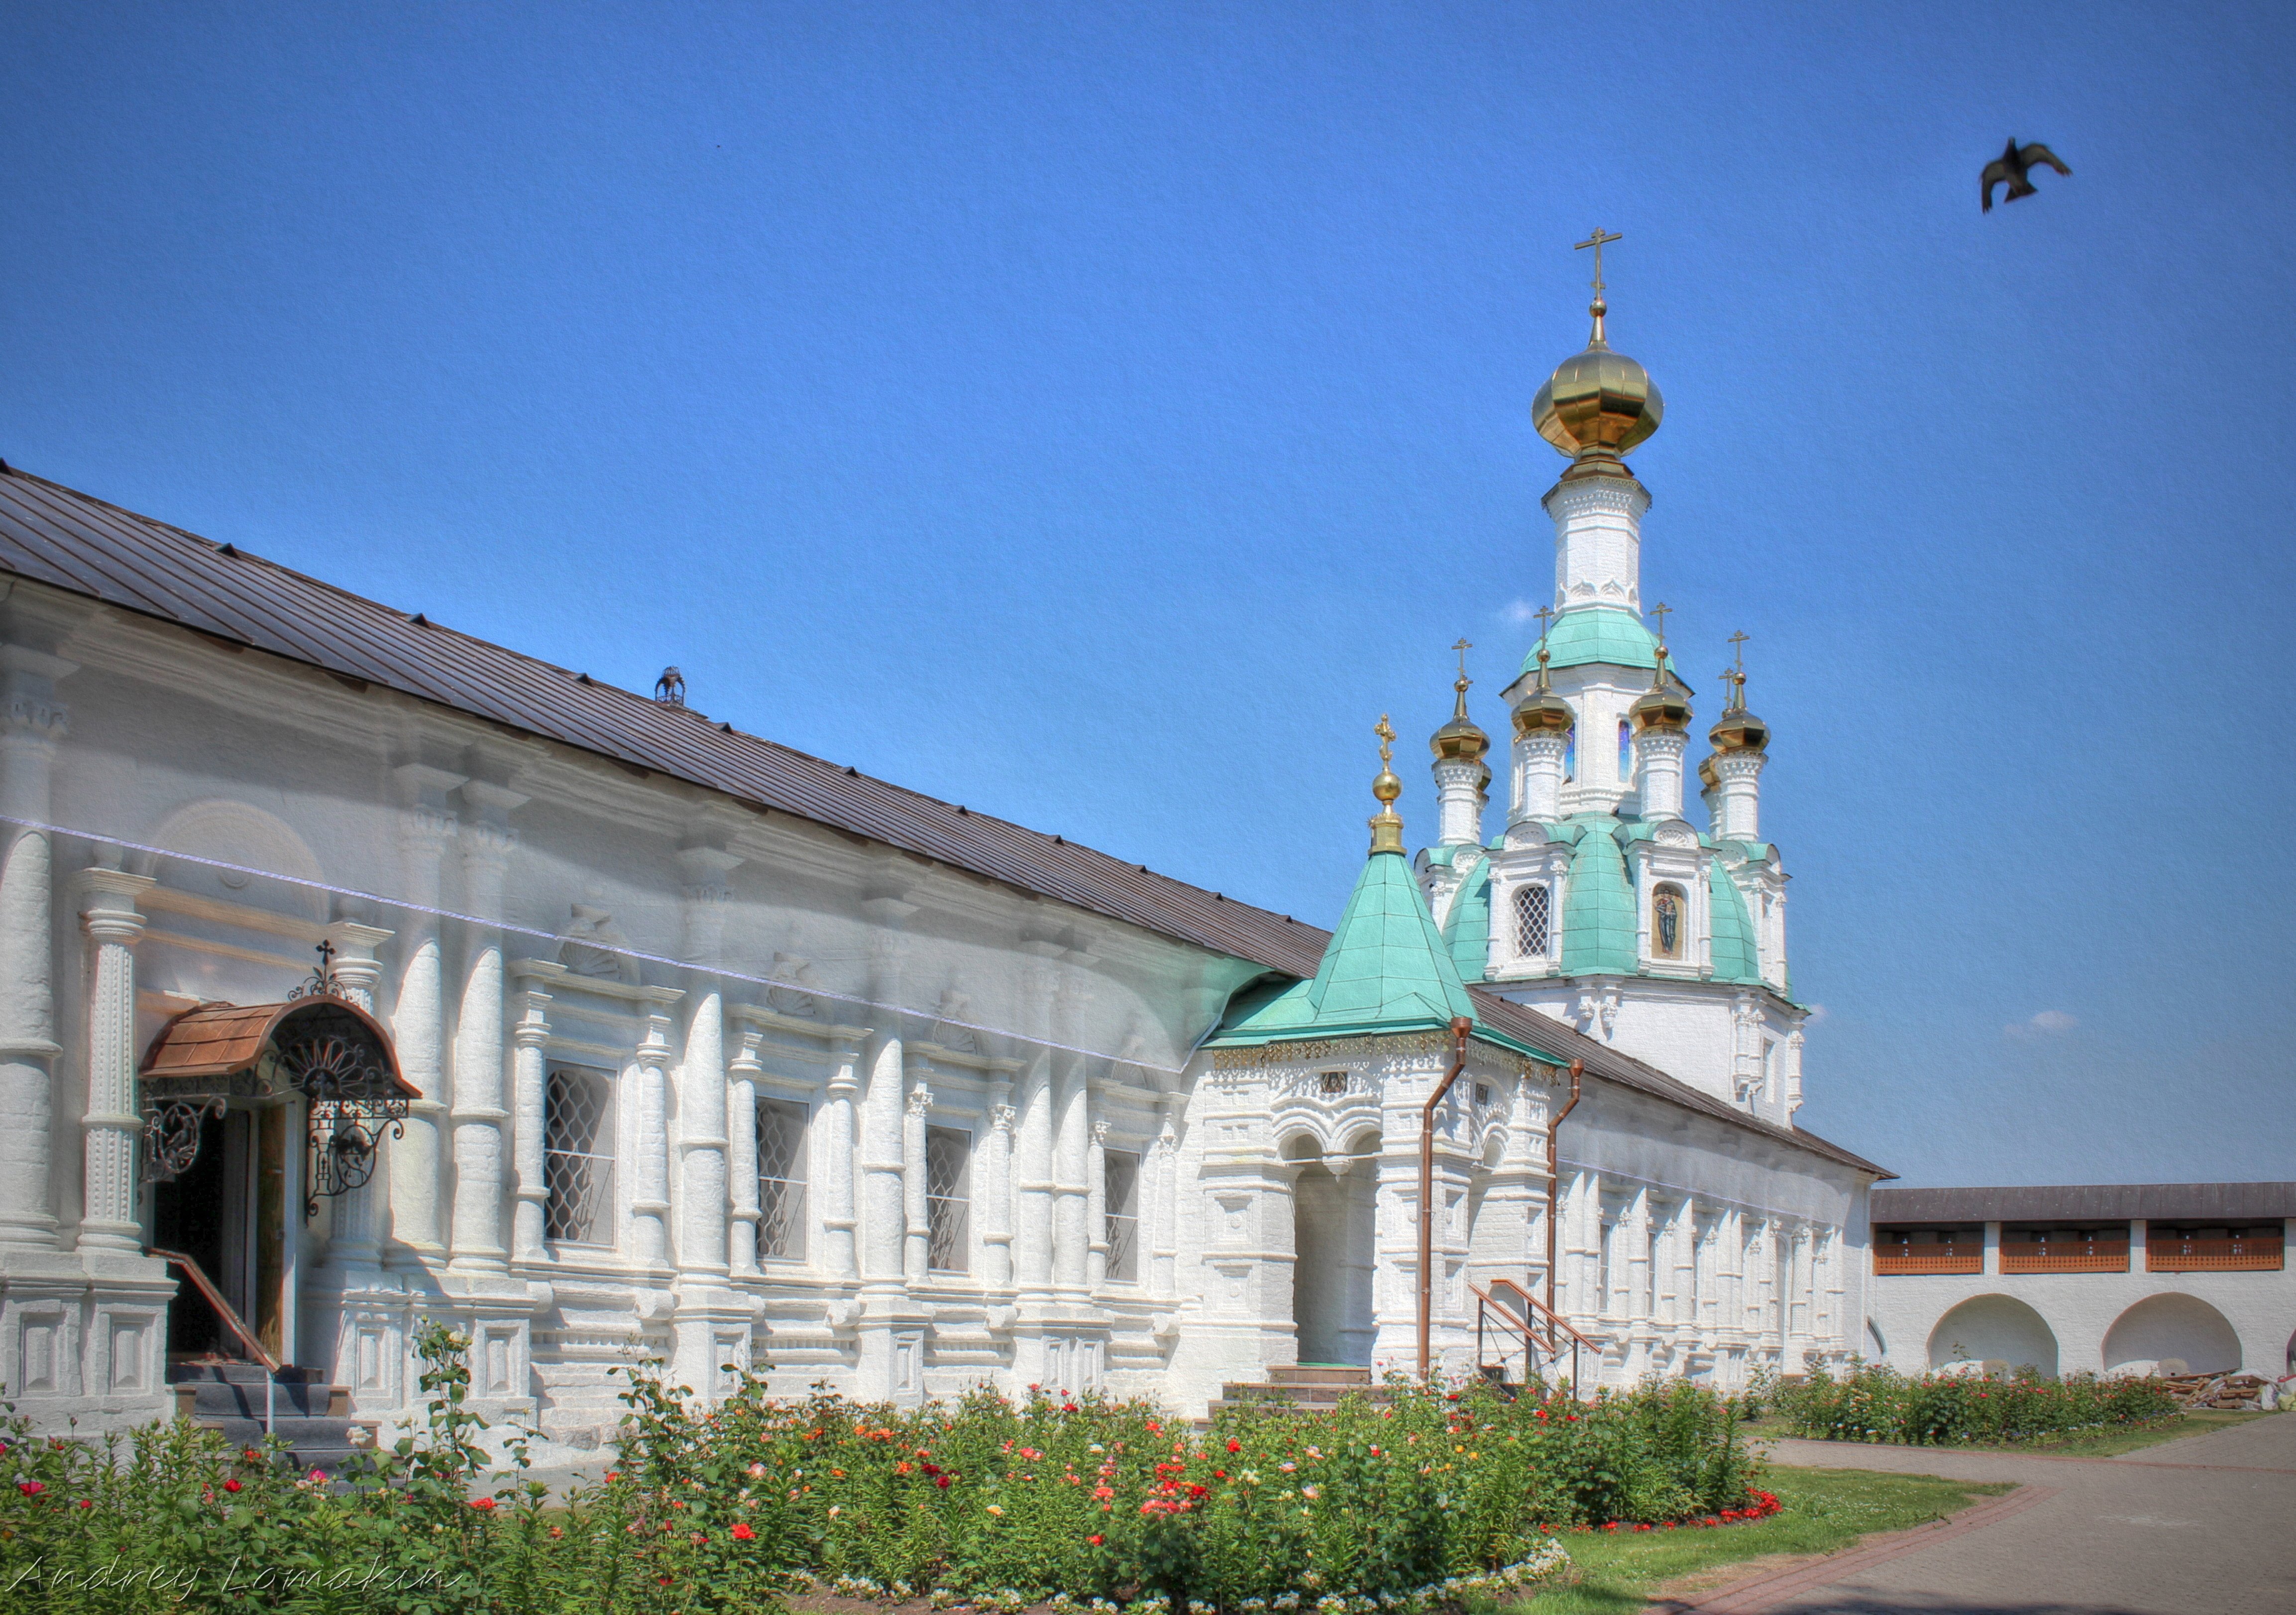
[141,1095,226,1184]
[278,1027,410,1221]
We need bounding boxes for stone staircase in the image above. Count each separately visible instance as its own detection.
[1205,1364,1390,1417]
[168,1361,380,1474]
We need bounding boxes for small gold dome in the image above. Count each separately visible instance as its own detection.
[1531,299,1663,474]
[1514,687,1575,738]
[1430,675,1491,765]
[1708,705,1769,754]
[1629,646,1691,732]
[1697,754,1719,791]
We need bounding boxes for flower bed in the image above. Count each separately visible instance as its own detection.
[1769,1362,2180,1446]
[1,1327,1765,1613]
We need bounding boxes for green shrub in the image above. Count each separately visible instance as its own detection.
[1771,1360,2179,1446]
[1,1339,1770,1613]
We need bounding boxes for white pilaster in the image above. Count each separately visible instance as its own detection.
[0,643,71,1252]
[726,1028,762,1280]
[448,813,518,1273]
[631,1006,676,1273]
[981,1079,1014,1290]
[902,1077,931,1284]
[1432,759,1485,848]
[1085,1115,1109,1290]
[318,922,393,1270]
[387,768,460,1267]
[1513,731,1568,825]
[821,1038,861,1280]
[508,970,555,1266]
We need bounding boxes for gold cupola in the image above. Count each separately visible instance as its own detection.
[1709,638,1769,753]
[1629,643,1693,733]
[1531,229,1663,483]
[1513,638,1576,739]
[1429,644,1492,771]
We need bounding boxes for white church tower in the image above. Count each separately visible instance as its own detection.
[1416,234,1805,1124]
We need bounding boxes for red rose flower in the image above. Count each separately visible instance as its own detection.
[18,1481,43,1497]
[471,1497,495,1510]
[935,1475,951,1489]
[222,1479,241,1494]
[1226,1437,1241,1454]
[732,1521,756,1540]
[1088,1533,1104,1546]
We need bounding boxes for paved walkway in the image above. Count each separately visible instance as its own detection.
[1665,1416,2296,1614]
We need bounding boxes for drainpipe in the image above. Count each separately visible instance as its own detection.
[1417,1016,1476,1379]
[1544,1060,1584,1370]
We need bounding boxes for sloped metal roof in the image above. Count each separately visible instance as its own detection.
[1873,1183,2296,1226]
[0,464,1887,1178]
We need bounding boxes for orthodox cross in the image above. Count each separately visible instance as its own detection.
[1532,604,1554,640]
[1574,228,1623,292]
[1647,600,1672,646]
[1725,630,1750,707]
[1452,637,1473,683]
[1375,713,1396,767]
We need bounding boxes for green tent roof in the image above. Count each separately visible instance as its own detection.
[1440,856,1492,984]
[1708,856,1764,985]
[1558,816,1639,976]
[1210,844,1477,1044]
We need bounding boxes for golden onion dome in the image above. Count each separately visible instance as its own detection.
[1629,646,1691,732]
[1430,677,1491,766]
[1708,704,1769,754]
[1697,753,1719,792]
[1531,297,1663,476]
[1512,641,1575,738]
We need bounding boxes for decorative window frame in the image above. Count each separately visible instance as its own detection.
[1627,839,1709,978]
[1482,844,1571,982]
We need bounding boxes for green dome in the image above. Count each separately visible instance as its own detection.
[1522,607,1660,676]
[1558,819,1639,977]
[1441,857,1492,985]
[1708,857,1763,986]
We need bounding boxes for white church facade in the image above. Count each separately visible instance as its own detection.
[0,274,1886,1451]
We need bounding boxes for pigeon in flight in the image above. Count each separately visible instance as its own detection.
[1981,138,2071,212]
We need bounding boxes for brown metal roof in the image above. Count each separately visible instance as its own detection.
[1873,1183,2296,1226]
[141,994,413,1098]
[0,465,1885,1178]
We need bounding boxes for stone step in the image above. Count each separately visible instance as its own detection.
[1265,1364,1374,1386]
[175,1379,341,1419]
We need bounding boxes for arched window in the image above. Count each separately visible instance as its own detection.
[1513,883,1551,956]
[1618,718,1634,780]
[1651,883,1687,960]
[1562,726,1576,782]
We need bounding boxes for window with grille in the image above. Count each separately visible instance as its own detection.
[1513,884,1550,956]
[925,1127,971,1274]
[756,1099,809,1262]
[544,1066,615,1245]
[1104,1149,1142,1283]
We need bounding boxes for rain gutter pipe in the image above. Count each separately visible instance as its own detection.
[1545,1059,1584,1385]
[1416,1016,1476,1379]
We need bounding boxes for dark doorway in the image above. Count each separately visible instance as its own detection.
[152,1110,254,1357]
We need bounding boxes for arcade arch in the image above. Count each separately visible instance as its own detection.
[1285,1129,1378,1366]
[1927,1294,2059,1378]
[2101,1293,2242,1377]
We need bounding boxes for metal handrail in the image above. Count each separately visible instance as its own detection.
[1472,1286,1539,1388]
[1471,1278,1589,1393]
[1487,1276,1599,1353]
[146,1246,280,1436]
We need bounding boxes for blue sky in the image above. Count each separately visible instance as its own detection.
[3,2,2290,1186]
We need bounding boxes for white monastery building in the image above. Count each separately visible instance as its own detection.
[0,269,1890,1454]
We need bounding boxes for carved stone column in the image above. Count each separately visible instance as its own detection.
[821,1038,861,1280]
[726,1028,763,1280]
[674,845,741,1288]
[75,868,153,1254]
[1151,1095,1181,1299]
[1085,1113,1109,1291]
[0,643,72,1252]
[448,804,520,1274]
[318,921,393,1269]
[507,969,555,1266]
[386,764,461,1267]
[980,1079,1015,1290]
[857,902,913,1293]
[632,1005,676,1273]
[902,1078,931,1283]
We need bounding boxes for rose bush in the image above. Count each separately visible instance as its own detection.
[2,1327,1768,1613]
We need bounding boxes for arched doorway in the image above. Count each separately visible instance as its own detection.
[1927,1294,2059,1378]
[1287,1133,1376,1365]
[2102,1294,2242,1376]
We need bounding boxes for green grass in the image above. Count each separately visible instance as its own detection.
[1495,1466,2015,1615]
[1740,1406,2274,1459]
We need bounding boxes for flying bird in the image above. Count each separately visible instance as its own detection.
[1981,138,2071,212]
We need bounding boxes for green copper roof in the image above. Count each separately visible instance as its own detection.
[1708,856,1763,985]
[1523,606,1659,675]
[1440,856,1492,985]
[1211,845,1477,1044]
[1558,815,1639,976]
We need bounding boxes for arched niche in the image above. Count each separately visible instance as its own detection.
[144,798,328,923]
[1285,1130,1377,1367]
[2102,1293,2242,1377]
[1927,1293,2059,1378]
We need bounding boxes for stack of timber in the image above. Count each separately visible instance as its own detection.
[2157,1372,2269,1410]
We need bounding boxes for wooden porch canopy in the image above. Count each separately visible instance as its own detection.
[141,995,412,1093]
